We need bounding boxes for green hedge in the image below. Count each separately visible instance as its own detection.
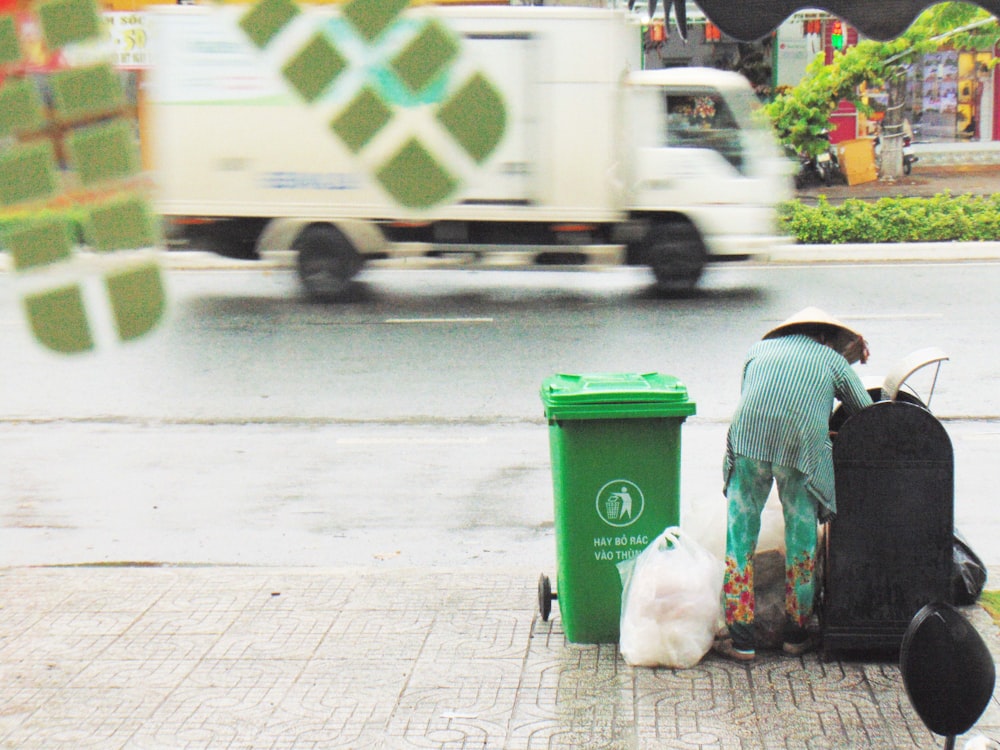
[779,192,1000,244]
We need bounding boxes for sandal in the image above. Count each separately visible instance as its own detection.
[782,634,820,656]
[713,638,756,662]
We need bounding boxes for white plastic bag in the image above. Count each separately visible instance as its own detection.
[617,526,725,668]
[964,732,1000,750]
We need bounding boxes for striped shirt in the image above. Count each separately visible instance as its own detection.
[724,333,873,513]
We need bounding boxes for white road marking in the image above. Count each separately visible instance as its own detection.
[336,436,490,445]
[384,317,494,324]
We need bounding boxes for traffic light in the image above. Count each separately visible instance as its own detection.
[830,20,844,50]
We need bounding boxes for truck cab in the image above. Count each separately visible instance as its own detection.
[619,67,793,288]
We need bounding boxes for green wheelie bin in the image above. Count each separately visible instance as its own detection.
[539,372,696,644]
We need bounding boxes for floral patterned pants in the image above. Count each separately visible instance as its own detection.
[723,455,818,649]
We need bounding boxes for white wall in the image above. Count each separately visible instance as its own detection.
[774,18,823,89]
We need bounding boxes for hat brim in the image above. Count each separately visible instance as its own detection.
[762,307,863,341]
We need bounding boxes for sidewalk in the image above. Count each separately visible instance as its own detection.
[794,163,1000,204]
[0,379,997,747]
[0,563,997,749]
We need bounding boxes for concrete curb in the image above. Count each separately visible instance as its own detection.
[765,241,1000,264]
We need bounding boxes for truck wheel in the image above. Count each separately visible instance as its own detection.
[294,224,363,302]
[643,224,707,294]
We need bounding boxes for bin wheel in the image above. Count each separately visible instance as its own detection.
[538,573,556,621]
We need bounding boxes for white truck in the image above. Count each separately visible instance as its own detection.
[147,3,791,299]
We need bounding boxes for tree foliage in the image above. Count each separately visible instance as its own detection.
[765,2,1000,158]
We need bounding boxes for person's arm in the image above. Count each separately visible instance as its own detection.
[835,361,874,415]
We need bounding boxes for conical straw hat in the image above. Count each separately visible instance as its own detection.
[762,307,863,341]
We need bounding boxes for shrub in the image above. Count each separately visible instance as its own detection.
[779,192,1000,244]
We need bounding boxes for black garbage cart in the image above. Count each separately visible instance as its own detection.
[822,349,954,656]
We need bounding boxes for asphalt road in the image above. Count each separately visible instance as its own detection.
[1,261,998,569]
[4,260,1000,422]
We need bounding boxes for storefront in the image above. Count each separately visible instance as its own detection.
[905,49,996,141]
[641,18,774,99]
[773,14,999,144]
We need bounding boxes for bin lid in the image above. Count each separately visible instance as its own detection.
[880,347,948,405]
[541,372,696,420]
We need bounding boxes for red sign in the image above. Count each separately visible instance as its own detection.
[3,11,66,73]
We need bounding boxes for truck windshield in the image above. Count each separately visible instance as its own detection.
[664,90,746,173]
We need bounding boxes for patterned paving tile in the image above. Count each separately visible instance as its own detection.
[421,609,535,661]
[12,609,143,638]
[0,567,995,750]
[137,683,291,748]
[3,686,166,749]
[386,685,518,748]
[632,663,758,749]
[204,609,332,661]
[66,658,198,691]
[268,662,407,748]
[315,609,436,660]
[506,687,638,750]
[2,656,85,693]
[102,633,219,664]
[0,632,117,666]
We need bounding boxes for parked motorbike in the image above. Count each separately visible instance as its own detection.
[874,132,919,175]
[902,134,918,175]
[788,132,840,188]
[813,141,838,186]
